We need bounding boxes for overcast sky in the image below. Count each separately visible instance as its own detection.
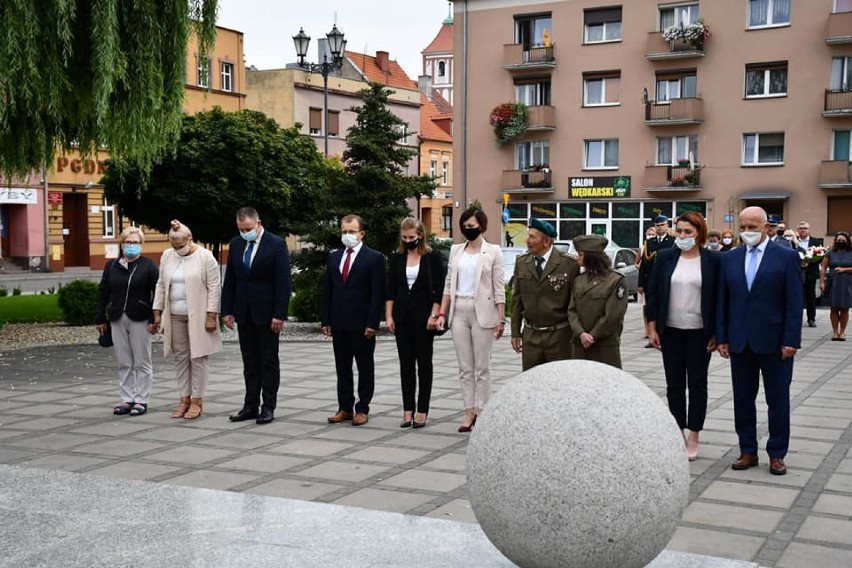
[217,0,452,80]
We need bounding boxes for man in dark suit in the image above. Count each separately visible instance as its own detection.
[717,206,803,476]
[796,221,823,327]
[222,207,291,425]
[638,215,675,347]
[322,214,385,427]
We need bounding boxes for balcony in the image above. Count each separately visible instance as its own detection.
[643,165,702,192]
[824,89,852,116]
[527,105,556,131]
[827,11,852,44]
[819,160,852,188]
[502,168,554,193]
[645,32,705,60]
[645,97,704,125]
[502,44,556,72]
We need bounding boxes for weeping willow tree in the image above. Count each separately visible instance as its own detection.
[0,0,218,180]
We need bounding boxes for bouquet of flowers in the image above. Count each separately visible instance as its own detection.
[800,246,827,268]
[489,102,529,146]
[662,19,711,49]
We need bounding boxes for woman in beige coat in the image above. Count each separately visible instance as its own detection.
[153,220,223,419]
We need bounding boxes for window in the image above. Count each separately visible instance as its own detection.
[327,111,340,137]
[196,57,211,87]
[748,0,790,28]
[515,14,553,48]
[399,125,409,145]
[836,0,852,13]
[659,3,699,30]
[441,160,450,185]
[743,132,785,165]
[831,57,852,91]
[656,71,697,102]
[584,7,622,43]
[429,159,438,178]
[833,130,850,161]
[308,108,322,135]
[515,79,552,106]
[441,205,453,233]
[584,72,621,106]
[584,139,619,169]
[516,140,550,170]
[438,61,446,77]
[657,136,698,165]
[745,62,787,97]
[220,62,234,92]
[102,197,115,238]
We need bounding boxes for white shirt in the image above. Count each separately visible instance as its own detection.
[244,227,264,267]
[170,261,188,315]
[799,236,810,250]
[455,250,479,297]
[535,245,554,269]
[339,240,364,273]
[744,237,770,275]
[405,263,420,289]
[667,255,702,330]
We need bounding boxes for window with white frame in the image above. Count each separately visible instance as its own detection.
[584,72,621,106]
[748,0,790,28]
[831,57,852,91]
[745,62,787,97]
[659,3,699,30]
[584,7,622,43]
[102,197,115,238]
[429,158,438,178]
[584,139,619,169]
[656,71,697,102]
[515,79,551,106]
[220,62,234,92]
[836,0,852,13]
[516,140,550,170]
[438,61,446,77]
[833,130,851,161]
[197,56,210,87]
[656,136,698,165]
[743,132,785,165]
[441,160,449,185]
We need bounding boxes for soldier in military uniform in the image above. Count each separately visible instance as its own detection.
[511,218,580,371]
[638,215,675,347]
[567,234,629,369]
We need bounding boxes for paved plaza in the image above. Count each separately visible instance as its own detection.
[1,304,851,567]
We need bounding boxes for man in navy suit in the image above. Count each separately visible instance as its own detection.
[222,207,291,425]
[717,206,803,475]
[322,214,385,426]
[796,221,824,327]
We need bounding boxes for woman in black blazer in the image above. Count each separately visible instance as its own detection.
[386,217,445,428]
[646,212,721,461]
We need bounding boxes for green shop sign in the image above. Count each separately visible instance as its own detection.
[569,176,631,199]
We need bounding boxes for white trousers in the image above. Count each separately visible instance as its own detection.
[451,298,494,412]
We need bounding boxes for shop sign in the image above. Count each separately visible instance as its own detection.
[569,176,631,199]
[56,156,106,175]
[0,187,37,204]
[48,192,63,205]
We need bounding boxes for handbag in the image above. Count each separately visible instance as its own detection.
[425,253,447,337]
[98,322,114,348]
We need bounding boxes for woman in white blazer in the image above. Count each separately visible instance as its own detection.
[152,220,223,419]
[436,207,505,432]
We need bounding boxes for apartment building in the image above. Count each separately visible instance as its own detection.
[453,0,852,248]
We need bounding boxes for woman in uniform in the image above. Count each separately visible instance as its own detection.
[567,234,629,369]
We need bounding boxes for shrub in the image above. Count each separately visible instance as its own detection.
[504,284,513,319]
[12,286,21,296]
[57,279,100,325]
[0,286,7,297]
[290,269,324,322]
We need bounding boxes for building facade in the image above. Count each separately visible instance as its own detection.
[454,0,852,248]
[418,89,455,239]
[423,12,455,105]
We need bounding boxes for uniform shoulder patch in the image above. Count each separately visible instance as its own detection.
[616,285,625,299]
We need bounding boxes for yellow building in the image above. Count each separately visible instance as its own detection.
[418,90,454,239]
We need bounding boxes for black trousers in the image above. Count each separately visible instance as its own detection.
[237,322,280,411]
[332,331,376,414]
[395,316,434,414]
[660,327,710,431]
[804,274,818,322]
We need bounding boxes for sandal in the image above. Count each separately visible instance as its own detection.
[128,403,148,416]
[183,398,202,420]
[113,402,133,415]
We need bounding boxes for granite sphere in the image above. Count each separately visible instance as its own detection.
[467,360,690,568]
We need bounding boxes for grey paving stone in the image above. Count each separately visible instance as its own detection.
[682,502,784,533]
[196,432,281,450]
[244,478,344,500]
[700,480,800,509]
[420,453,467,472]
[721,467,814,488]
[825,472,852,493]
[144,446,236,465]
[86,461,183,481]
[390,432,462,450]
[796,516,852,546]
[790,426,845,441]
[267,439,354,457]
[70,439,167,457]
[6,433,95,451]
[836,458,852,474]
[0,417,81,430]
[333,488,435,514]
[0,448,40,463]
[296,461,391,483]
[70,421,159,437]
[343,446,431,465]
[379,469,466,492]
[424,498,478,523]
[136,426,222,443]
[312,427,391,443]
[777,542,852,568]
[813,493,852,516]
[782,452,828,471]
[665,527,764,562]
[17,454,108,472]
[215,454,311,473]
[162,470,259,491]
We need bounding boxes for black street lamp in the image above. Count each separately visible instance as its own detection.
[293,24,347,156]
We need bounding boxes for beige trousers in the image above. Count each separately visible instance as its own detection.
[171,314,208,398]
[451,298,494,411]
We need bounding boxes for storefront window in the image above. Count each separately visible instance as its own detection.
[676,202,707,217]
[612,201,640,219]
[589,202,609,218]
[644,202,674,221]
[560,203,586,218]
[507,203,528,218]
[530,202,557,218]
[612,221,641,248]
[559,220,586,241]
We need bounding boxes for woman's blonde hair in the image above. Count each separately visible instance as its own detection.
[783,229,798,246]
[396,217,431,255]
[168,219,192,242]
[119,226,145,244]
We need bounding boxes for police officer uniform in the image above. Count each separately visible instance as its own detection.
[567,234,629,369]
[638,215,676,290]
[511,218,580,371]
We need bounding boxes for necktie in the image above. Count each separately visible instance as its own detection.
[535,256,545,277]
[243,240,255,270]
[342,248,353,283]
[746,247,759,290]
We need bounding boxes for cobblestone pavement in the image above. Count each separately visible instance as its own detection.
[1,304,850,567]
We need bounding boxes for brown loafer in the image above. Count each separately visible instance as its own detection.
[731,454,759,470]
[327,410,354,424]
[351,413,369,426]
[769,457,787,476]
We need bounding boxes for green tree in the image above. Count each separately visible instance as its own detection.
[102,107,330,255]
[0,0,217,179]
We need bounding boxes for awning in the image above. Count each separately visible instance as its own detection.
[738,192,790,200]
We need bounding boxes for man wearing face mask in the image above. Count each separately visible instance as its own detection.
[222,207,291,425]
[322,214,386,427]
[716,206,803,476]
[797,221,824,327]
[638,215,676,347]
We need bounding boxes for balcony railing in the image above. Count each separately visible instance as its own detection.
[824,89,852,115]
[502,44,556,70]
[645,97,704,125]
[644,165,702,190]
[502,169,554,191]
[527,105,556,130]
[827,11,852,44]
[645,32,706,60]
[819,160,852,187]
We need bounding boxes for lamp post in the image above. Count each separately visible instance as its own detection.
[293,24,347,157]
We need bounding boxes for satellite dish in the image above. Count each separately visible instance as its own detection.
[688,151,695,171]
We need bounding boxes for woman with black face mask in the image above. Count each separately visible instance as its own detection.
[821,231,852,340]
[385,217,445,428]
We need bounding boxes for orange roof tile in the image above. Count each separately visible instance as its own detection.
[423,23,453,54]
[345,50,417,91]
[420,92,452,143]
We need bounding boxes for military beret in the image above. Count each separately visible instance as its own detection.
[767,215,780,225]
[653,215,669,225]
[573,234,608,252]
[528,218,557,239]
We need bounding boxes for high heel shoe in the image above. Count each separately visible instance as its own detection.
[458,414,477,433]
[686,431,699,462]
[413,413,427,429]
[400,412,413,428]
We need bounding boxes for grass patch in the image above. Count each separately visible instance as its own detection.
[0,294,64,324]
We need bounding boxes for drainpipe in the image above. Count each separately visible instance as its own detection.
[462,0,468,209]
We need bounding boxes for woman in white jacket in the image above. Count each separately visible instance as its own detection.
[153,220,223,419]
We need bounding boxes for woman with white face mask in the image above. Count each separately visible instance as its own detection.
[720,230,735,252]
[645,212,722,461]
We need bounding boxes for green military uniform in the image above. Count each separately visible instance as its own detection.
[511,248,580,370]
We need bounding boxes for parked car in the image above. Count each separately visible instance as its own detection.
[502,247,528,287]
[554,241,639,300]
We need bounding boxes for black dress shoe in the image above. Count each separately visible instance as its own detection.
[256,408,274,424]
[229,408,259,422]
